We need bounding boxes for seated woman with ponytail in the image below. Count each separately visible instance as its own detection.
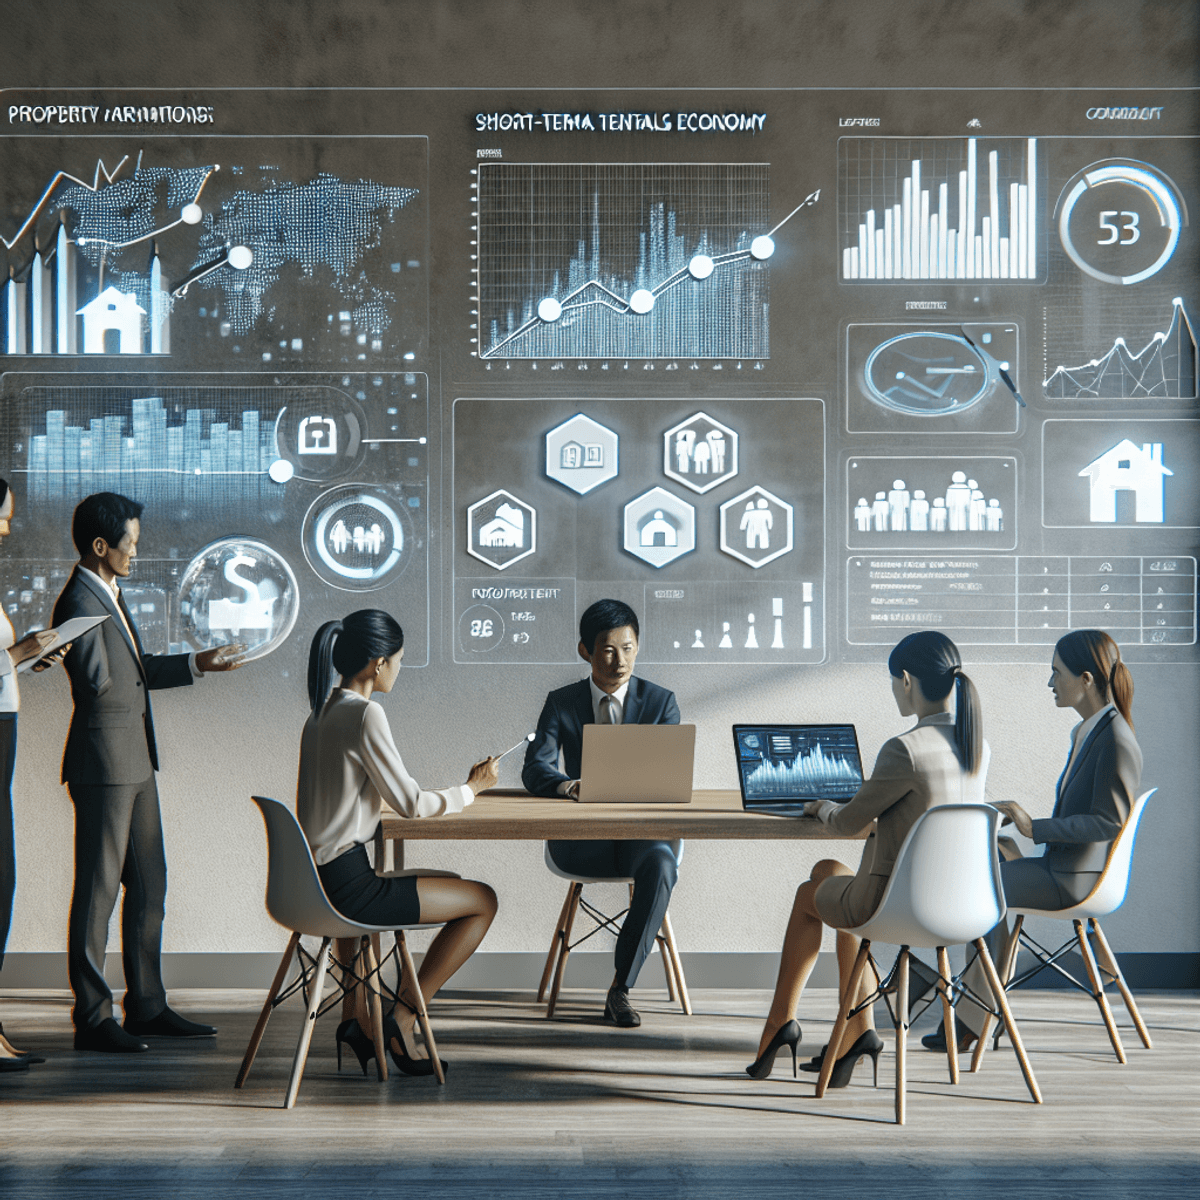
[297,610,499,1076]
[746,630,988,1086]
[942,629,1140,1051]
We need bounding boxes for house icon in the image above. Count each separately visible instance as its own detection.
[1078,439,1173,523]
[478,502,525,548]
[78,286,146,354]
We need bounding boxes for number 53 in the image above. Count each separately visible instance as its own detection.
[1098,210,1140,245]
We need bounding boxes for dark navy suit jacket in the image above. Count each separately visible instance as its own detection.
[522,676,681,796]
[1031,707,1142,878]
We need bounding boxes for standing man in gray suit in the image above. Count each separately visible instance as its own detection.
[53,493,244,1053]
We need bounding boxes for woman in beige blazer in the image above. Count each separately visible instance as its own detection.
[746,630,988,1085]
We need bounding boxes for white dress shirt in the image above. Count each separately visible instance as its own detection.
[0,609,18,714]
[297,689,474,865]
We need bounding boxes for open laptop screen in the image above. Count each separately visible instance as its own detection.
[733,724,865,807]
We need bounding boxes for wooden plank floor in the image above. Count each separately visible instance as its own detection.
[1,985,1197,1198]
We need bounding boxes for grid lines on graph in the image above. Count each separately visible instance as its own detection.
[477,163,770,358]
[839,138,1040,282]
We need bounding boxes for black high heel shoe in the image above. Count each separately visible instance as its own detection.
[383,1014,448,1078]
[804,1029,884,1088]
[745,1019,802,1080]
[335,1018,376,1076]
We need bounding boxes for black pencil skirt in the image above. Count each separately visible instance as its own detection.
[316,842,422,928]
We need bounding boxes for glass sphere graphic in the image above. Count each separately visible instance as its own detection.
[177,538,300,662]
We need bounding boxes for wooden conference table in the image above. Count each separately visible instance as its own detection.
[375,788,865,869]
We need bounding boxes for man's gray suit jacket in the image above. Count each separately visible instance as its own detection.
[53,568,194,785]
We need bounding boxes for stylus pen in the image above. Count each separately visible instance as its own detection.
[495,733,536,762]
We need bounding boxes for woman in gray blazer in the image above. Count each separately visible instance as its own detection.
[947,629,1140,1047]
[746,630,988,1085]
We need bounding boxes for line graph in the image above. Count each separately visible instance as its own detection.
[475,163,785,359]
[742,739,862,800]
[1044,298,1197,399]
[0,156,132,251]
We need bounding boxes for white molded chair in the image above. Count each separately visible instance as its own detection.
[536,840,690,1018]
[235,797,453,1107]
[988,788,1157,1064]
[816,805,1042,1124]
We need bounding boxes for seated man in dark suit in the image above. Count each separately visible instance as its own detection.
[522,599,681,1028]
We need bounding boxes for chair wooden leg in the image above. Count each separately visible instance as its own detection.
[936,945,959,1085]
[395,931,444,1085]
[1089,919,1152,1049]
[546,883,582,1019]
[537,885,574,1003]
[816,938,871,1099]
[283,937,331,1110]
[1001,915,1024,985]
[660,911,691,1016]
[969,929,1003,1074]
[363,936,388,1083]
[894,949,909,1125]
[975,938,1042,1103]
[1074,919,1126,1063]
[236,931,300,1089]
[657,934,678,1001]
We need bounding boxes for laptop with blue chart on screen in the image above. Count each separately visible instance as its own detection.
[732,724,865,817]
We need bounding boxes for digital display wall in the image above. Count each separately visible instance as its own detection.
[1,91,1195,669]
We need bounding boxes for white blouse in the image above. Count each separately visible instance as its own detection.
[296,688,473,865]
[0,609,18,714]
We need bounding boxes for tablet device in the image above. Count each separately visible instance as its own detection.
[16,615,109,674]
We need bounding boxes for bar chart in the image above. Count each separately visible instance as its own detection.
[839,137,1041,282]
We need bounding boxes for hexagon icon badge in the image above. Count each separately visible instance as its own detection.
[623,487,696,569]
[545,413,619,495]
[467,489,537,571]
[720,486,794,568]
[663,411,738,494]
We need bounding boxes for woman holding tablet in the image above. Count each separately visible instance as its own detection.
[297,609,499,1076]
[0,479,61,1071]
[746,629,988,1085]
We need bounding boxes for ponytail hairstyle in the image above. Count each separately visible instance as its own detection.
[888,629,983,775]
[307,609,404,713]
[1054,629,1133,731]
[0,478,9,510]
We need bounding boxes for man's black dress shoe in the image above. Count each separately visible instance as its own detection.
[74,1018,149,1053]
[603,986,641,1028]
[0,1054,31,1072]
[920,1017,978,1053]
[124,1007,217,1039]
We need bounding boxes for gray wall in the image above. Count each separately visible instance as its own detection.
[2,0,1197,980]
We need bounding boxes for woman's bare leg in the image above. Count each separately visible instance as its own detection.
[757,859,852,1058]
[836,928,875,1042]
[388,878,498,1058]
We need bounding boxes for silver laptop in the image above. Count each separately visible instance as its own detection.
[733,723,864,817]
[576,724,696,804]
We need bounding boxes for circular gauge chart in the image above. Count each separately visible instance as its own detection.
[1057,159,1187,286]
[863,331,997,416]
[303,485,412,591]
[457,604,506,654]
[176,538,300,662]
